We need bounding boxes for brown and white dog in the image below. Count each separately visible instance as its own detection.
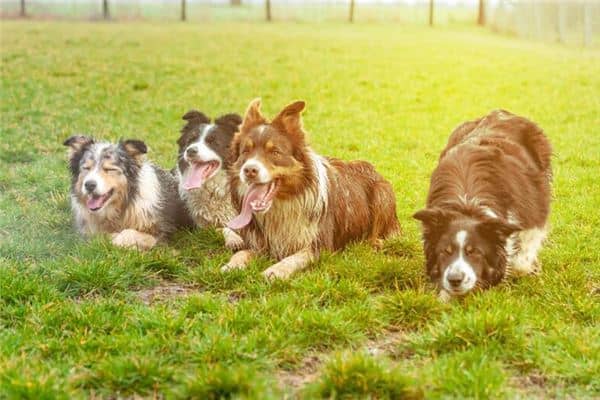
[223,99,400,280]
[64,135,192,250]
[413,110,552,300]
[176,110,244,250]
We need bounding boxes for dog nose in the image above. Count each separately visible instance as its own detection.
[243,165,258,180]
[186,147,198,158]
[84,180,97,193]
[447,270,465,287]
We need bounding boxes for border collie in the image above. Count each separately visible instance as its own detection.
[64,135,192,250]
[413,110,552,300]
[223,99,400,280]
[176,110,244,250]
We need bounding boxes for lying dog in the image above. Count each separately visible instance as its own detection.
[64,135,192,250]
[176,110,244,250]
[413,110,552,300]
[223,99,400,280]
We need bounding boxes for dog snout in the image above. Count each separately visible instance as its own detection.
[243,165,258,180]
[447,270,465,287]
[186,147,198,159]
[84,180,97,193]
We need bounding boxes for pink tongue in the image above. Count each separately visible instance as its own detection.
[227,184,269,230]
[183,163,214,190]
[87,196,104,210]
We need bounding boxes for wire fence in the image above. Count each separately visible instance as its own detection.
[1,1,598,47]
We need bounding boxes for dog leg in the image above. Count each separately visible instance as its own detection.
[221,250,254,272]
[262,249,314,281]
[222,228,244,251]
[508,226,547,276]
[111,229,158,250]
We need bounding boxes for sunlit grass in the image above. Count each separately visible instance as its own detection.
[1,20,599,398]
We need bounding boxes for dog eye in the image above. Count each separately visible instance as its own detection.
[271,149,281,157]
[465,245,477,256]
[81,165,91,171]
[444,245,452,255]
[104,168,120,173]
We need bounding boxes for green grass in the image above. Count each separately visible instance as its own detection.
[1,20,599,399]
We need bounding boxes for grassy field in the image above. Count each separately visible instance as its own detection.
[1,20,599,399]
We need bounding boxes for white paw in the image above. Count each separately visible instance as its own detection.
[262,264,292,282]
[224,232,244,251]
[111,229,157,250]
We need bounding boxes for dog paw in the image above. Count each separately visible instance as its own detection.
[262,265,292,281]
[224,230,245,251]
[438,290,452,303]
[112,229,157,250]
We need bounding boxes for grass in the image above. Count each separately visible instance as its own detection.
[1,20,599,399]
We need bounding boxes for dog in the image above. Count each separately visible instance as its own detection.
[413,110,552,300]
[222,99,400,280]
[176,110,244,250]
[64,135,193,250]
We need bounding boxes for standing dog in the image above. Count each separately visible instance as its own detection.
[413,110,552,300]
[176,110,244,249]
[223,99,400,280]
[64,136,192,250]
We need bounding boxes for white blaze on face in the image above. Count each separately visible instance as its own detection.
[442,230,477,294]
[185,124,221,165]
[240,157,271,184]
[81,143,110,195]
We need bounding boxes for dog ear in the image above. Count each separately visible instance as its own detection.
[182,110,211,124]
[272,100,306,142]
[413,207,450,227]
[240,98,267,133]
[477,218,521,241]
[215,113,243,131]
[119,139,147,160]
[63,135,94,159]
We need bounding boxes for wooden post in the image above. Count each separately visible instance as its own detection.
[429,0,434,26]
[20,0,26,17]
[181,0,186,21]
[265,0,271,22]
[349,0,355,23]
[102,0,109,20]
[231,0,241,5]
[557,1,566,44]
[477,0,485,26]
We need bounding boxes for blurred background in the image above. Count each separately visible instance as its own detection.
[1,0,598,47]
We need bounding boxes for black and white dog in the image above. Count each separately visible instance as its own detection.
[176,110,244,249]
[64,135,192,250]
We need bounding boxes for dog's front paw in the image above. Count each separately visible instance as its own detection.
[220,250,252,273]
[262,264,292,282]
[112,229,157,250]
[223,229,244,251]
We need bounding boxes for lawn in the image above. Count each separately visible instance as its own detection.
[1,20,599,399]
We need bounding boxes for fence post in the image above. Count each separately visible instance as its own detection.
[349,0,355,23]
[429,0,434,26]
[265,0,271,22]
[477,0,485,26]
[181,0,186,21]
[102,0,109,20]
[557,1,566,44]
[20,0,26,17]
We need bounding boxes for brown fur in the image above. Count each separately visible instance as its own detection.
[224,99,400,279]
[414,110,552,296]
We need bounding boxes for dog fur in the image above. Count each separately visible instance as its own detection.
[64,135,192,250]
[413,110,552,299]
[175,110,244,250]
[223,99,400,280]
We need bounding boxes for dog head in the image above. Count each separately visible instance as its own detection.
[64,135,146,214]
[413,208,520,296]
[227,99,310,230]
[177,110,242,191]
